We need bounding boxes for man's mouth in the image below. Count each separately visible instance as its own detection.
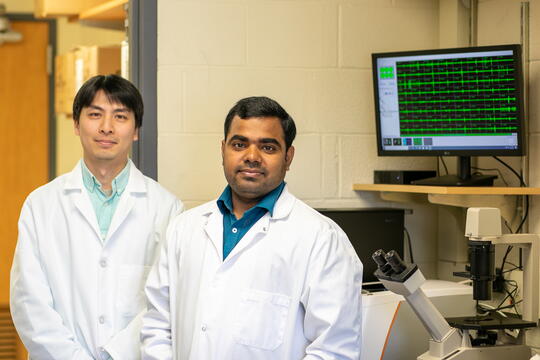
[238,169,264,177]
[95,139,117,147]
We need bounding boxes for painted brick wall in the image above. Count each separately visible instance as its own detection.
[157,0,443,277]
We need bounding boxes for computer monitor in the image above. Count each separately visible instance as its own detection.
[316,208,404,289]
[372,44,525,186]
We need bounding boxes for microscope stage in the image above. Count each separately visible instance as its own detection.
[446,314,537,330]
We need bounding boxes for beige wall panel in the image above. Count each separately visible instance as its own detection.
[286,135,322,200]
[309,69,374,134]
[182,67,320,134]
[158,134,226,202]
[531,0,540,61]
[529,134,540,188]
[158,1,246,66]
[340,135,435,199]
[321,135,339,199]
[477,0,521,46]
[339,1,438,68]
[530,61,540,134]
[158,67,184,134]
[247,1,337,68]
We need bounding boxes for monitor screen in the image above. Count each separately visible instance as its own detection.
[372,44,524,157]
[316,208,404,287]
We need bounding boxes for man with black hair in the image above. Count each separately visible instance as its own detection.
[142,96,362,360]
[11,75,183,360]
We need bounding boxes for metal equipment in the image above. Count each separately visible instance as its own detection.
[372,207,539,360]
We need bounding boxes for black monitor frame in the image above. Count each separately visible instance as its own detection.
[372,44,526,158]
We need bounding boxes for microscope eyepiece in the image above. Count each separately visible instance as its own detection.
[372,249,393,275]
[385,250,407,274]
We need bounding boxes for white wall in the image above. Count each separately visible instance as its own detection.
[157,0,446,277]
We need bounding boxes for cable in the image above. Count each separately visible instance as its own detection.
[471,166,509,186]
[491,157,528,274]
[492,156,526,186]
[438,156,449,175]
[404,227,414,263]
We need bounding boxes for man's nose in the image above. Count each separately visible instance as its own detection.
[99,116,114,134]
[244,144,261,164]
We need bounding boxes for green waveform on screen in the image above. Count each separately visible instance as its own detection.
[401,133,514,137]
[401,107,516,114]
[401,126,517,132]
[399,78,514,88]
[400,97,515,105]
[399,88,515,96]
[398,68,513,77]
[400,117,517,123]
[398,58,513,68]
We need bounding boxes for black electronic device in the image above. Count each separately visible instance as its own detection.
[372,44,525,186]
[374,170,437,184]
[317,208,404,289]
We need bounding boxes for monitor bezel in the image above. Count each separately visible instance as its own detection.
[372,44,525,157]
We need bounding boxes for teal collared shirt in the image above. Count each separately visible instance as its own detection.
[217,182,285,260]
[81,160,130,240]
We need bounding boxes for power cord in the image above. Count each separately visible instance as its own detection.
[488,156,528,316]
[438,156,449,175]
[404,227,414,264]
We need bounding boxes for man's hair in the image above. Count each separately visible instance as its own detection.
[72,74,144,128]
[224,96,296,150]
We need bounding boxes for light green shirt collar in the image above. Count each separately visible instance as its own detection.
[81,160,130,198]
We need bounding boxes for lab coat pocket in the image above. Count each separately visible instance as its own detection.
[117,265,152,318]
[233,289,291,351]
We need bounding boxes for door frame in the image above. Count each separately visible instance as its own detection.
[7,13,57,180]
[129,0,158,180]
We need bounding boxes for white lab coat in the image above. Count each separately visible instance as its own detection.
[142,186,363,360]
[10,160,183,360]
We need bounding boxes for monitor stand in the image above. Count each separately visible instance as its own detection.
[411,156,497,187]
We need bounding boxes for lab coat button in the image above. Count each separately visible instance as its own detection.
[100,259,107,268]
[232,228,238,233]
[99,316,105,324]
[201,324,207,331]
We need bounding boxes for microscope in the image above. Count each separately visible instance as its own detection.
[372,207,539,359]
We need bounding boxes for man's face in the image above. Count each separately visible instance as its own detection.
[222,116,294,202]
[74,90,138,165]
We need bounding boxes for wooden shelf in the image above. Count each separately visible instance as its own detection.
[79,0,127,21]
[353,184,540,195]
[353,184,540,224]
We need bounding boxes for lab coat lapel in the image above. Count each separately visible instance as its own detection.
[204,205,224,260]
[224,215,270,262]
[106,164,147,241]
[223,185,296,262]
[64,161,101,241]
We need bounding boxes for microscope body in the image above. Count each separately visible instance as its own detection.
[372,208,538,360]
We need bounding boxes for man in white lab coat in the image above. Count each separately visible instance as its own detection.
[10,75,183,360]
[142,96,363,359]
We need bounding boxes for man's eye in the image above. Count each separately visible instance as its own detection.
[88,112,101,118]
[232,142,246,149]
[262,145,276,152]
[116,114,128,120]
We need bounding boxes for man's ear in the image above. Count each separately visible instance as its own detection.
[73,119,80,136]
[221,140,225,165]
[285,146,295,171]
[133,127,139,141]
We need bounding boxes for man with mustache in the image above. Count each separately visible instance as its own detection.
[11,75,182,359]
[142,96,363,359]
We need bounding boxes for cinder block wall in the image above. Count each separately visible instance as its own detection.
[157,0,443,277]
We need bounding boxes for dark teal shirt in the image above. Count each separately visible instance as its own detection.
[217,182,285,260]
